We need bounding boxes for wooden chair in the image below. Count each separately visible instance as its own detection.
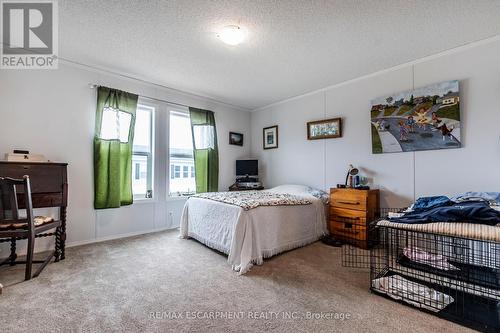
[0,176,61,280]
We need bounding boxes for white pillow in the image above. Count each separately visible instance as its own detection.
[268,184,329,204]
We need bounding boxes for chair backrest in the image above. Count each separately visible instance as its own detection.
[0,176,33,227]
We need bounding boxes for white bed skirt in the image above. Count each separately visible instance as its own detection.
[180,196,327,274]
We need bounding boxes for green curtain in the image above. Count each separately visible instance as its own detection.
[94,87,138,209]
[189,107,219,193]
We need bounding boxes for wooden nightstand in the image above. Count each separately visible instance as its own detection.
[329,188,380,249]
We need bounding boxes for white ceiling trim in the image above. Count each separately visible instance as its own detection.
[251,33,500,112]
[58,57,252,112]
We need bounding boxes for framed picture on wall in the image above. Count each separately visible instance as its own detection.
[307,117,342,140]
[263,125,278,149]
[229,132,244,146]
[370,80,461,154]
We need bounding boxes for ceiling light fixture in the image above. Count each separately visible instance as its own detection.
[217,25,246,46]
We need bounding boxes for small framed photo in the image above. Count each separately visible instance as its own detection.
[263,125,278,149]
[307,117,342,140]
[229,132,244,146]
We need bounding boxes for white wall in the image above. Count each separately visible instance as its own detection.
[0,62,251,255]
[2,37,500,258]
[251,39,500,208]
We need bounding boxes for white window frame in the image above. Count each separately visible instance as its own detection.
[168,107,196,197]
[132,101,155,200]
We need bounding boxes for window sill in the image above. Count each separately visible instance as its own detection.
[133,198,157,205]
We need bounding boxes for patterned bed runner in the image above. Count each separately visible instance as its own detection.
[193,191,312,211]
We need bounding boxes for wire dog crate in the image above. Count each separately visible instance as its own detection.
[341,208,500,332]
[341,208,400,268]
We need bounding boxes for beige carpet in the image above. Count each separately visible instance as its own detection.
[0,230,471,333]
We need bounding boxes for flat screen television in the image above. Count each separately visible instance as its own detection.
[236,159,258,177]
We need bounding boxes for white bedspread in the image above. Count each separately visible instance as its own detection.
[180,186,328,274]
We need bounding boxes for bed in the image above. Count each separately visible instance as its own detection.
[179,185,328,274]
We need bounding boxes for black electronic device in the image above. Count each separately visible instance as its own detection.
[236,159,258,178]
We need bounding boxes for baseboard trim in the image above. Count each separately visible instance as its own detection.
[0,227,179,258]
[66,227,179,249]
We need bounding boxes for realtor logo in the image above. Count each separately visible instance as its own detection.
[1,0,58,69]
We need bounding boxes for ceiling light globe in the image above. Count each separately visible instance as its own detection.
[217,25,246,46]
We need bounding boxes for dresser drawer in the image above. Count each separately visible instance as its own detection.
[16,192,64,209]
[329,220,367,241]
[330,207,367,226]
[330,189,368,211]
[0,163,64,193]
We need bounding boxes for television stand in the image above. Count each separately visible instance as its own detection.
[236,176,259,183]
[229,183,264,191]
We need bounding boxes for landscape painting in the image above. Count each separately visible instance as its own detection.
[370,80,461,154]
[307,117,342,140]
[229,132,244,146]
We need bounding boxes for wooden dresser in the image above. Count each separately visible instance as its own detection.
[0,161,68,260]
[329,188,379,249]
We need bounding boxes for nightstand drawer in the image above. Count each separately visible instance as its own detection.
[329,221,367,241]
[329,207,368,226]
[328,188,379,250]
[330,189,368,211]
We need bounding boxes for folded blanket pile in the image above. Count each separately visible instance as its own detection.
[451,192,500,205]
[372,275,454,312]
[412,196,453,212]
[389,192,500,225]
[403,247,459,271]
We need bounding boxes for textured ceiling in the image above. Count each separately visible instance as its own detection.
[59,0,500,110]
